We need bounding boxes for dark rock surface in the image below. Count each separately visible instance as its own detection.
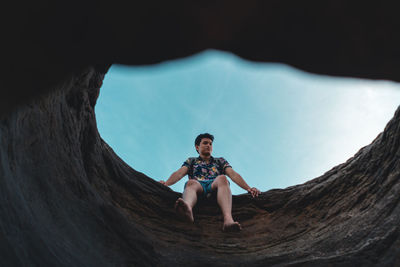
[0,66,399,266]
[2,1,400,115]
[2,1,400,266]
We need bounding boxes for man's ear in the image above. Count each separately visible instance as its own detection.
[195,145,199,153]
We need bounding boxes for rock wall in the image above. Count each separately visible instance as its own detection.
[2,1,400,265]
[0,66,399,266]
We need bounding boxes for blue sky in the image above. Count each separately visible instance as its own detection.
[96,50,400,195]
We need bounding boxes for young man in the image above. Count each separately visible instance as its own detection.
[159,133,260,232]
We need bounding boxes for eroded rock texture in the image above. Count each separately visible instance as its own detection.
[2,2,400,265]
[0,67,399,266]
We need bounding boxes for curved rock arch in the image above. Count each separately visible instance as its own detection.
[1,1,400,266]
[0,66,399,266]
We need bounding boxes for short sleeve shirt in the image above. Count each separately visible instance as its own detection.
[182,156,232,181]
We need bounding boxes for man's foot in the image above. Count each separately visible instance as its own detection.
[174,198,194,223]
[222,221,242,232]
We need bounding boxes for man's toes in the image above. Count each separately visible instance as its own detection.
[223,222,241,232]
[175,198,184,209]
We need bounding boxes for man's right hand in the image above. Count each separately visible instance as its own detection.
[159,180,167,186]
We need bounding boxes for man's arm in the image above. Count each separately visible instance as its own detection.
[159,166,189,186]
[225,167,260,197]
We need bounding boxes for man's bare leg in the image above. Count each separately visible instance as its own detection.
[175,180,203,223]
[212,175,242,232]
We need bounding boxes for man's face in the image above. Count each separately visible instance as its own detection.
[196,138,213,156]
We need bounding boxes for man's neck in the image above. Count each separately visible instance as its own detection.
[199,154,211,162]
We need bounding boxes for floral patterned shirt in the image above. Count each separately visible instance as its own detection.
[182,156,232,181]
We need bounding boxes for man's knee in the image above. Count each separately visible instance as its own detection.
[186,179,201,190]
[216,175,229,186]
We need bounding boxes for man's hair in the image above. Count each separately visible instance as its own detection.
[195,133,214,153]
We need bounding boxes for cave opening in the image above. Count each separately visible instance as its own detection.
[2,1,400,264]
[94,49,400,194]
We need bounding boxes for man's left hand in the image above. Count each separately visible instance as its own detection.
[247,187,261,198]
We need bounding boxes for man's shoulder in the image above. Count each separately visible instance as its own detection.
[184,157,198,164]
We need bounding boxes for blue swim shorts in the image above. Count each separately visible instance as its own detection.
[184,180,214,197]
